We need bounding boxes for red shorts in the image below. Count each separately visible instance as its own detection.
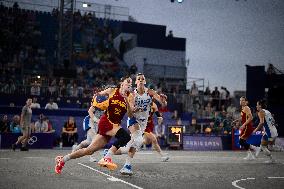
[97,114,115,142]
[240,125,253,140]
[144,121,154,133]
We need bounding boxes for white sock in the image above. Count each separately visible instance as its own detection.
[105,149,113,158]
[125,156,132,165]
[73,144,81,152]
[63,155,71,163]
[250,145,257,151]
[261,145,271,156]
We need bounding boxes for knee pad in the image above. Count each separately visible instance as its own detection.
[113,128,131,149]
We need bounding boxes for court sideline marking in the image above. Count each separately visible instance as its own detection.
[232,177,284,189]
[78,163,143,189]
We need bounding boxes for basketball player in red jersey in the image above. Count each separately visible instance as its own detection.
[233,96,258,160]
[54,76,133,174]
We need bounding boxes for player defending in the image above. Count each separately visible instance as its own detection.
[253,100,278,163]
[71,104,104,161]
[116,73,167,175]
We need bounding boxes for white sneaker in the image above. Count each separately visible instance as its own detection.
[89,156,97,162]
[161,156,170,162]
[243,151,255,160]
[120,164,133,176]
[255,147,261,157]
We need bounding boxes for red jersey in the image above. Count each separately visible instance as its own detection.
[240,107,253,139]
[145,103,155,133]
[241,109,252,128]
[106,88,128,124]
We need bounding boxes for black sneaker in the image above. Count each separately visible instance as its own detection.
[20,146,29,151]
[12,144,16,151]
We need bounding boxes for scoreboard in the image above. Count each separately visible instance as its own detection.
[167,125,183,148]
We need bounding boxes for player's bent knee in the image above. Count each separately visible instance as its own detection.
[113,128,131,149]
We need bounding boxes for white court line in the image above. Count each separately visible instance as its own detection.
[78,163,143,189]
[232,178,255,189]
[268,177,284,179]
[0,158,11,160]
[232,177,284,189]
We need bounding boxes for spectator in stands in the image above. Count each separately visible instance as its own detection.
[154,117,166,143]
[191,117,201,134]
[10,115,21,133]
[267,63,276,75]
[211,87,220,110]
[34,114,48,133]
[205,121,215,135]
[31,97,41,109]
[0,114,10,133]
[61,116,78,146]
[129,63,138,75]
[45,117,55,133]
[211,87,220,99]
[119,37,126,60]
[48,79,57,96]
[226,103,236,119]
[204,86,211,104]
[167,30,173,37]
[30,81,41,96]
[45,98,59,110]
[190,81,199,96]
[13,2,19,9]
[204,102,214,118]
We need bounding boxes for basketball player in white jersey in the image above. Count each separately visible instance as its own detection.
[115,73,167,175]
[253,100,278,163]
[72,106,104,162]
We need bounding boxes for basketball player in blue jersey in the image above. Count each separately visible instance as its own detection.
[72,106,104,161]
[253,100,278,163]
[113,73,167,175]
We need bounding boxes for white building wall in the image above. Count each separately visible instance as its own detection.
[124,47,186,73]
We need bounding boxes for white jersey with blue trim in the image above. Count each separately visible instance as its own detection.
[132,88,152,131]
[263,109,278,138]
[83,110,104,133]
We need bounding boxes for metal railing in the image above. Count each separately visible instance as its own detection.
[1,0,129,20]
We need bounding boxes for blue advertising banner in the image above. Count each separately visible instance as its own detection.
[0,133,54,149]
[183,135,223,151]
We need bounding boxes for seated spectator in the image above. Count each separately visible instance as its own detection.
[154,120,166,141]
[45,98,59,110]
[0,114,10,133]
[191,117,201,134]
[31,97,41,109]
[61,116,78,146]
[45,117,55,133]
[204,121,215,135]
[34,114,48,133]
[10,115,21,133]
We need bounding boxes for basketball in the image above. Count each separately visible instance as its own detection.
[92,95,109,111]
